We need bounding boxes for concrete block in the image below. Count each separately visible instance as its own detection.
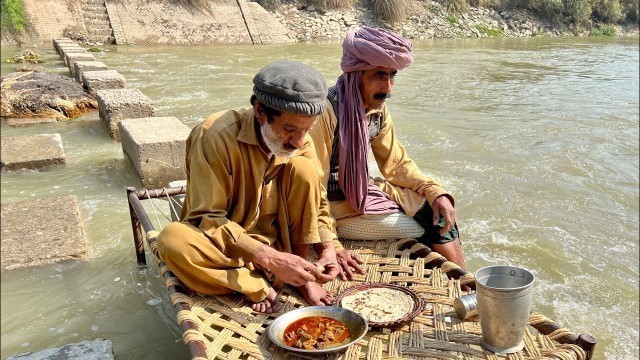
[119,117,190,188]
[53,37,76,54]
[1,133,66,171]
[5,117,57,127]
[74,60,109,82]
[6,338,113,359]
[58,45,87,59]
[82,70,126,95]
[168,180,187,221]
[96,89,155,141]
[65,53,96,74]
[0,195,89,272]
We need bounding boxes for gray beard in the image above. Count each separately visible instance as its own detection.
[260,122,295,158]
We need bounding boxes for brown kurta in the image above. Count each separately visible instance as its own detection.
[157,108,337,302]
[310,100,452,224]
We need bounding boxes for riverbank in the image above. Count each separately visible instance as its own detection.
[0,0,637,46]
[273,0,640,41]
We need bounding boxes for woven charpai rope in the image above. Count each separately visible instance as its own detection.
[146,235,586,360]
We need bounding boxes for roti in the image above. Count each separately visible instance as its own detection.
[340,287,415,323]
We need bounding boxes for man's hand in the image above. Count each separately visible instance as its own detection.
[314,242,341,284]
[431,195,456,236]
[254,245,323,286]
[336,249,365,281]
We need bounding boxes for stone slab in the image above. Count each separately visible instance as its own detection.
[82,70,126,95]
[5,117,57,127]
[97,89,155,141]
[58,45,87,59]
[74,60,109,82]
[65,53,96,74]
[7,338,113,360]
[0,195,89,272]
[1,133,66,171]
[120,117,190,188]
[53,37,77,54]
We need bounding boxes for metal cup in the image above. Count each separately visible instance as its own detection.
[453,293,478,320]
[475,265,535,354]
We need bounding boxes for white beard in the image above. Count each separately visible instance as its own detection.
[260,122,295,158]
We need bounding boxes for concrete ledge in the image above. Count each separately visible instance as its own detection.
[7,338,113,359]
[5,118,57,127]
[82,70,126,95]
[74,61,109,82]
[65,53,96,75]
[1,133,66,171]
[0,195,89,272]
[120,117,190,188]
[97,89,155,141]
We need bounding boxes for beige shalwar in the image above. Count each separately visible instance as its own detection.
[309,100,453,224]
[157,108,337,302]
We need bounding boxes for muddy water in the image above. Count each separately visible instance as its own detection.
[1,37,638,359]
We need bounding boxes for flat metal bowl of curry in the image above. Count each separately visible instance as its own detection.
[267,306,368,354]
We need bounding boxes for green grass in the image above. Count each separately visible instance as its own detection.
[0,0,27,34]
[447,13,459,24]
[589,24,617,35]
[477,24,504,37]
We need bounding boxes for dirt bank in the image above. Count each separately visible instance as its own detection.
[273,0,639,41]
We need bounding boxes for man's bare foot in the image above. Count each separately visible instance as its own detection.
[251,287,282,314]
[298,282,334,306]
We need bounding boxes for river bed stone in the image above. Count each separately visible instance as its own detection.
[0,195,89,272]
[1,133,66,171]
[0,71,98,119]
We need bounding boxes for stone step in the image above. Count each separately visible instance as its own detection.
[81,5,106,13]
[87,28,113,36]
[84,13,109,20]
[85,19,111,26]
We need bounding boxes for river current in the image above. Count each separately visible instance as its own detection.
[1,37,638,359]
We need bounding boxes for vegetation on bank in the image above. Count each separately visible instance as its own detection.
[245,0,638,32]
[0,0,27,34]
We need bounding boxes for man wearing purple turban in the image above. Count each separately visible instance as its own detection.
[310,26,467,276]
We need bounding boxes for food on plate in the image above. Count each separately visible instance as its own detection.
[283,316,351,350]
[340,287,414,323]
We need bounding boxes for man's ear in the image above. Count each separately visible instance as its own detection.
[253,101,267,125]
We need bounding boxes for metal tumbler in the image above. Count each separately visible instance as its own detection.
[475,265,535,354]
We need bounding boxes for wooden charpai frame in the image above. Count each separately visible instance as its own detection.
[127,186,597,360]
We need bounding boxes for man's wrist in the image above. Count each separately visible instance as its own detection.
[252,244,272,269]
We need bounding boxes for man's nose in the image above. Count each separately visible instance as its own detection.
[290,133,306,149]
[382,78,394,93]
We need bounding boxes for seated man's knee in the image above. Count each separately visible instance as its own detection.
[284,156,318,188]
[157,222,191,262]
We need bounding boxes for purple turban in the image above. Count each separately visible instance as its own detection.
[336,26,414,214]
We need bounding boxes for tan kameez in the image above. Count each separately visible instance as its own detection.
[157,108,337,302]
[309,100,453,224]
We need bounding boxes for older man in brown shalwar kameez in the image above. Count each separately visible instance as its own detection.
[157,60,342,313]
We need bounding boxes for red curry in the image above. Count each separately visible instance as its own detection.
[283,316,351,350]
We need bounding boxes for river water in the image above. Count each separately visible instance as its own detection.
[1,37,638,359]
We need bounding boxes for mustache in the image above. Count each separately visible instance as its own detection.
[284,144,297,151]
[373,93,391,100]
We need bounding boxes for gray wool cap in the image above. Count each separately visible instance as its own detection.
[253,60,328,116]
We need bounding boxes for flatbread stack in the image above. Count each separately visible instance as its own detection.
[340,286,418,324]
